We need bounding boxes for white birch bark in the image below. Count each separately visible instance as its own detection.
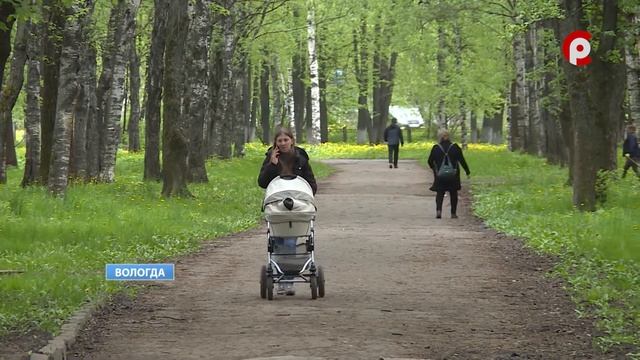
[271,56,282,129]
[306,4,321,144]
[99,0,140,182]
[185,0,211,181]
[625,11,640,125]
[48,2,89,195]
[286,68,295,135]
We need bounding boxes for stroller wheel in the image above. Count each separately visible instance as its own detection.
[310,276,318,300]
[317,266,325,298]
[266,276,274,300]
[260,265,267,299]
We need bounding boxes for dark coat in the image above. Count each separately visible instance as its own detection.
[258,146,317,194]
[623,133,640,158]
[427,140,470,191]
[384,124,404,146]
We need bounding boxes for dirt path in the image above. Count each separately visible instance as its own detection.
[71,159,610,359]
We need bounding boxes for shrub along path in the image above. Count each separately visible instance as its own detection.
[69,159,621,359]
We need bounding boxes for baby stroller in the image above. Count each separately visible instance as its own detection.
[260,175,325,300]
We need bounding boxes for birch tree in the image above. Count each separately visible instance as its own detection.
[184,0,211,182]
[98,0,140,182]
[22,20,41,187]
[625,8,640,125]
[48,0,95,196]
[71,5,97,180]
[40,0,66,184]
[127,20,141,152]
[306,3,321,144]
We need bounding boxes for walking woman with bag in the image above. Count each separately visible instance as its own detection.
[428,129,470,219]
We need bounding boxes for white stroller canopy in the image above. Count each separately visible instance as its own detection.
[263,176,316,209]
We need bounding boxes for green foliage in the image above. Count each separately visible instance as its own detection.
[0,149,330,335]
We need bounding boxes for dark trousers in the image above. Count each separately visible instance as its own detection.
[436,189,458,214]
[623,157,640,178]
[388,144,399,167]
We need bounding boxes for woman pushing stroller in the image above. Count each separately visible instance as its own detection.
[258,128,318,296]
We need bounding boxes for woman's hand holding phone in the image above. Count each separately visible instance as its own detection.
[270,148,280,165]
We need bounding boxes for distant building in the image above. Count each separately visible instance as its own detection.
[389,106,424,128]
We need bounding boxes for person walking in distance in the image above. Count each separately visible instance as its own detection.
[428,129,470,219]
[384,117,404,169]
[622,124,640,178]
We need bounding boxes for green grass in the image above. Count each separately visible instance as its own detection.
[465,147,640,352]
[0,145,330,335]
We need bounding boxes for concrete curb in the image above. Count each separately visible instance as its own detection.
[29,300,103,360]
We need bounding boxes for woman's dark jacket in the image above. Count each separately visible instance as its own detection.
[427,140,470,191]
[258,146,317,194]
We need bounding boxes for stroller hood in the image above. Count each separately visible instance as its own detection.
[262,176,316,209]
[263,176,316,237]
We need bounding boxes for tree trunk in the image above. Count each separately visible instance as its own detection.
[526,24,544,156]
[453,21,466,149]
[559,0,625,210]
[22,20,41,187]
[306,5,321,144]
[85,44,100,179]
[40,0,66,184]
[260,57,270,144]
[436,24,447,130]
[185,0,211,182]
[127,21,141,152]
[0,2,15,92]
[0,20,28,183]
[292,45,306,142]
[491,106,504,144]
[243,58,252,143]
[207,42,223,155]
[48,1,92,196]
[354,16,370,145]
[233,52,247,157]
[371,23,381,143]
[271,56,283,131]
[625,11,640,125]
[70,6,96,180]
[0,4,17,177]
[377,53,398,142]
[470,111,478,142]
[319,62,328,143]
[161,0,191,198]
[144,0,169,181]
[99,0,140,183]
[511,30,528,151]
[214,0,236,159]
[250,68,259,142]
